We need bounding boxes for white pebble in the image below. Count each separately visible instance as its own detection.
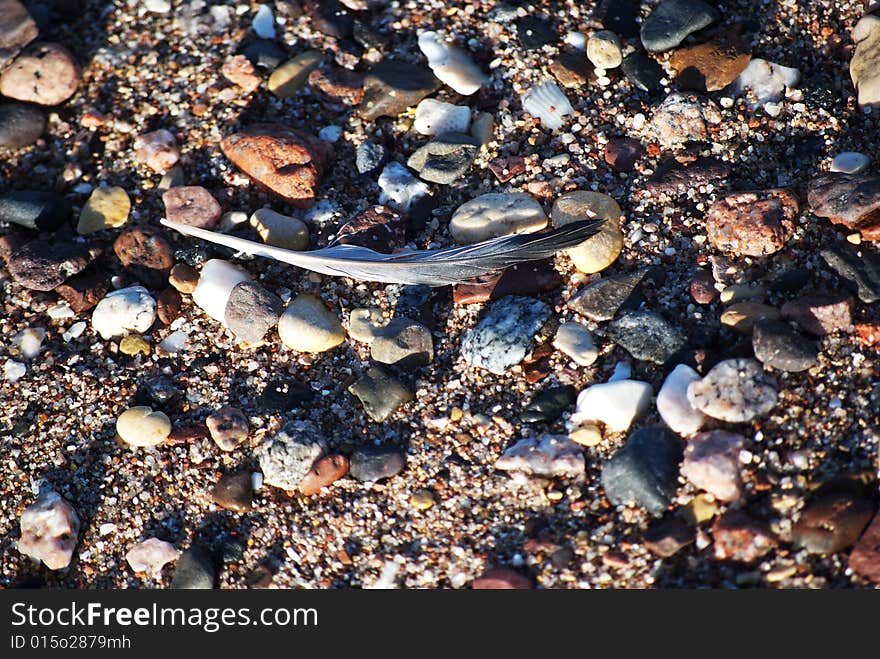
[13,328,46,359]
[378,161,429,212]
[608,361,631,382]
[158,331,188,353]
[831,152,871,174]
[522,81,574,130]
[144,0,171,13]
[571,379,652,433]
[91,287,157,340]
[46,303,74,319]
[62,321,87,342]
[4,359,26,383]
[99,523,117,536]
[413,98,472,136]
[565,31,587,50]
[730,58,800,108]
[657,364,706,436]
[552,322,598,366]
[191,259,252,323]
[418,31,487,95]
[252,4,276,39]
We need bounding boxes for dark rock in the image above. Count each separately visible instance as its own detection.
[622,50,665,92]
[644,515,694,557]
[820,242,880,304]
[452,260,562,305]
[224,281,283,343]
[549,51,596,89]
[780,292,852,336]
[640,0,720,53]
[142,376,178,406]
[520,385,576,423]
[241,38,285,70]
[604,137,644,172]
[596,0,640,38]
[7,239,94,291]
[792,492,874,554]
[113,226,174,288]
[260,379,315,412]
[712,510,777,563]
[515,16,557,50]
[212,471,254,512]
[347,366,413,422]
[0,102,45,149]
[335,205,405,254]
[643,157,730,197]
[607,309,687,364]
[769,268,811,293]
[171,547,215,589]
[752,319,818,372]
[601,426,683,516]
[0,190,70,231]
[173,246,211,267]
[156,287,181,325]
[353,20,387,50]
[355,140,386,175]
[849,512,880,584]
[305,0,353,39]
[808,172,880,241]
[567,269,653,321]
[689,269,717,304]
[349,445,406,482]
[360,59,440,120]
[406,132,480,184]
[53,267,110,312]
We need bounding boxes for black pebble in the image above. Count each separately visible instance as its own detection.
[521,385,576,423]
[0,191,70,231]
[260,379,315,412]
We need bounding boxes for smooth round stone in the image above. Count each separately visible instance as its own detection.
[76,186,130,234]
[417,31,486,95]
[349,445,406,482]
[687,358,778,423]
[607,310,686,364]
[587,30,623,69]
[224,280,282,343]
[752,319,818,373]
[347,308,387,343]
[830,152,870,174]
[249,207,308,250]
[169,263,199,294]
[268,50,322,98]
[91,286,157,340]
[414,98,471,136]
[191,259,251,323]
[116,406,172,447]
[656,364,706,436]
[162,186,222,229]
[278,293,345,353]
[520,385,577,423]
[640,0,720,53]
[370,317,433,367]
[450,193,547,244]
[0,42,81,105]
[171,547,215,589]
[206,406,249,451]
[552,321,598,366]
[133,129,179,174]
[119,335,150,356]
[0,191,69,231]
[0,103,45,148]
[681,430,744,503]
[551,191,624,273]
[720,302,780,334]
[570,423,603,447]
[298,455,349,495]
[571,379,652,433]
[348,366,413,422]
[410,488,435,510]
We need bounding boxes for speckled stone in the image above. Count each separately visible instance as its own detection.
[460,296,550,375]
[224,281,283,343]
[349,445,406,482]
[687,358,778,423]
[607,310,686,364]
[17,490,79,570]
[256,420,325,491]
[206,406,249,451]
[496,435,585,478]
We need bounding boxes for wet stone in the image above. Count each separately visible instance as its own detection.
[460,296,550,375]
[212,471,254,512]
[607,310,686,364]
[791,492,874,554]
[260,379,314,412]
[752,319,818,372]
[348,366,414,422]
[521,385,576,423]
[349,445,406,482]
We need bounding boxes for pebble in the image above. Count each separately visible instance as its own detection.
[657,364,706,436]
[621,50,664,92]
[0,102,45,148]
[17,490,80,570]
[298,455,349,495]
[7,239,93,291]
[849,512,880,584]
[569,423,602,447]
[242,38,285,71]
[125,538,179,578]
[347,307,387,343]
[349,445,406,482]
[348,366,413,422]
[410,488,435,510]
[850,15,880,107]
[162,185,222,229]
[0,0,38,70]
[91,286,157,339]
[155,287,180,325]
[413,98,471,136]
[571,379,652,433]
[133,129,179,174]
[114,227,174,287]
[212,471,254,512]
[0,42,81,105]
[335,205,405,253]
[224,280,282,343]
[681,430,745,502]
[407,132,480,184]
[640,0,720,52]
[268,50,322,98]
[520,385,576,423]
[549,52,596,89]
[609,310,686,364]
[12,327,45,359]
[158,166,185,192]
[602,426,683,516]
[720,302,780,334]
[221,54,261,94]
[472,568,533,590]
[830,152,870,174]
[260,379,314,412]
[604,137,644,172]
[450,192,547,244]
[521,81,574,130]
[705,189,798,256]
[370,317,433,367]
[0,190,69,231]
[496,435,585,478]
[780,293,852,336]
[587,30,622,70]
[460,296,550,375]
[355,141,386,175]
[453,260,561,305]
[808,173,880,241]
[308,65,365,106]
[516,15,557,49]
[206,406,249,452]
[257,420,325,490]
[645,156,729,197]
[551,191,623,273]
[689,270,717,304]
[650,92,722,149]
[252,4,275,39]
[306,0,353,39]
[567,269,651,321]
[792,492,874,554]
[4,358,25,382]
[712,511,777,563]
[418,30,486,95]
[360,58,440,120]
[730,58,800,109]
[144,0,171,12]
[552,321,598,366]
[221,123,332,208]
[171,547,215,589]
[192,259,251,323]
[377,161,429,212]
[752,319,818,372]
[669,27,751,92]
[118,335,150,356]
[278,293,345,353]
[249,207,309,251]
[55,269,109,312]
[644,516,694,557]
[77,186,130,234]
[820,242,880,304]
[116,406,172,447]
[687,358,778,423]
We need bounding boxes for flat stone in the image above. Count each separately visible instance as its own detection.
[77,186,130,234]
[567,269,651,321]
[162,186,221,229]
[670,28,751,92]
[460,296,550,375]
[587,30,623,69]
[752,319,818,372]
[640,0,720,53]
[0,190,69,231]
[17,490,79,570]
[360,59,440,120]
[0,0,38,70]
[335,205,405,254]
[407,132,480,184]
[849,512,880,584]
[572,379,652,433]
[712,510,777,563]
[601,426,683,517]
[681,430,744,502]
[133,129,179,174]
[496,435,585,478]
[607,310,687,364]
[644,156,730,197]
[413,98,471,136]
[221,123,332,208]
[452,260,562,305]
[55,268,110,312]
[644,516,694,557]
[552,322,598,366]
[657,363,706,436]
[850,15,880,107]
[780,293,852,336]
[705,189,798,256]
[92,286,157,339]
[820,242,880,304]
[125,538,179,578]
[450,192,547,244]
[792,492,874,554]
[349,445,406,482]
[116,406,171,447]
[687,358,778,423]
[830,152,870,175]
[309,65,365,106]
[808,172,880,241]
[256,420,325,490]
[268,50,323,98]
[206,406,249,451]
[355,141,385,175]
[224,280,282,343]
[221,54,262,93]
[551,190,623,273]
[212,471,254,512]
[720,302,780,334]
[348,366,413,422]
[650,92,722,149]
[520,385,577,423]
[0,102,45,149]
[549,51,596,89]
[278,293,345,353]
[0,42,81,105]
[171,547,215,589]
[622,50,664,92]
[8,240,93,291]
[298,455,349,495]
[370,317,433,367]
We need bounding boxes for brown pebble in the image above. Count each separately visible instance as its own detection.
[114,227,174,286]
[298,455,349,495]
[54,268,111,312]
[169,263,199,294]
[212,471,254,512]
[690,269,717,304]
[0,42,81,105]
[472,567,533,590]
[704,189,798,257]
[162,186,222,229]
[221,54,261,94]
[712,510,777,563]
[156,287,181,325]
[781,293,853,336]
[849,512,880,585]
[604,137,644,172]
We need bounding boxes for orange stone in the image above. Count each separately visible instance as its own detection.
[298,454,349,495]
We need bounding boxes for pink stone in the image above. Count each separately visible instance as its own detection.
[134,129,180,174]
[18,490,80,570]
[125,537,180,578]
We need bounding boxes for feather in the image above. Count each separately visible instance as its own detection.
[160,218,604,286]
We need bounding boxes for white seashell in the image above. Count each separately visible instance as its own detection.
[418,31,487,95]
[521,81,574,130]
[413,99,472,136]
